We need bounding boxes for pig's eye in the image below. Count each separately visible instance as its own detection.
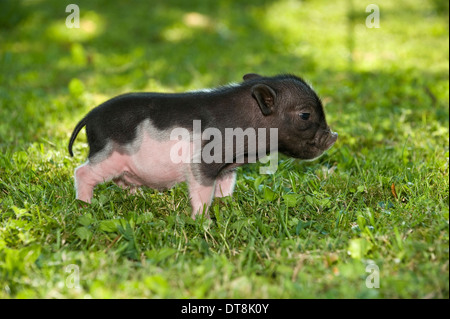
[299,113,310,120]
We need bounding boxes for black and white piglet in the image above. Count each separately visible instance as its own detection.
[68,74,337,218]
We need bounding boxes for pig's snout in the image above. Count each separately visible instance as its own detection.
[325,130,338,149]
[317,128,338,151]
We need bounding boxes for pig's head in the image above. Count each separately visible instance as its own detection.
[245,73,338,160]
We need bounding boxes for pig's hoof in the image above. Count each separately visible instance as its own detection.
[192,216,214,228]
[191,212,211,221]
[128,186,144,196]
[75,199,90,208]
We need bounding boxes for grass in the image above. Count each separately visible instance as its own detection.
[0,0,448,298]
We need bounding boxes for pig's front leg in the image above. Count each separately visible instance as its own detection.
[214,171,236,198]
[187,178,216,220]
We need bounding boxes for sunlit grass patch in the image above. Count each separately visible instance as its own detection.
[0,0,448,298]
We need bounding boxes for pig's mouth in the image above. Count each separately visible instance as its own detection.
[322,131,338,151]
[302,130,338,160]
[280,130,337,160]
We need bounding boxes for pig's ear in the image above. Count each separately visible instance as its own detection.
[251,84,277,116]
[243,73,262,81]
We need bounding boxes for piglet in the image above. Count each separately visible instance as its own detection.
[68,74,337,218]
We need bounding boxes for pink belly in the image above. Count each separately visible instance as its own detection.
[116,133,191,190]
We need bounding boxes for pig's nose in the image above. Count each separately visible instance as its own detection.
[325,127,338,138]
[330,131,338,142]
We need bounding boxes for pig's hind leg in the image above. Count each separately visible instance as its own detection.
[74,156,125,203]
[74,161,100,203]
